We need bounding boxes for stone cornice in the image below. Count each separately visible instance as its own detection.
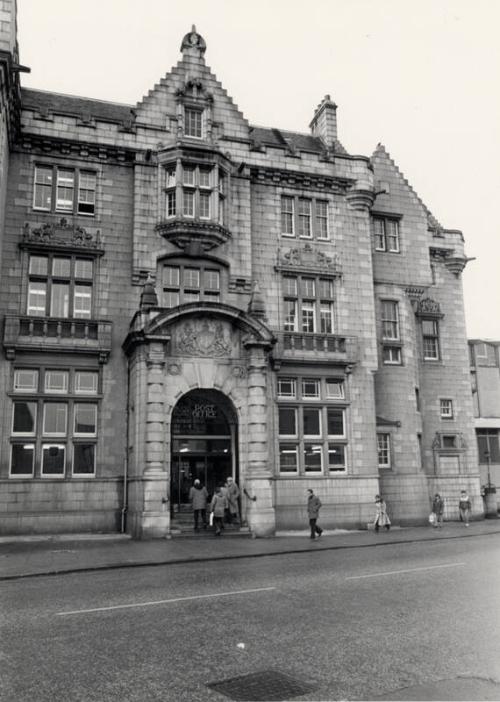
[250,165,354,192]
[15,133,136,164]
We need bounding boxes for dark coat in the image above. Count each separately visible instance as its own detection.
[189,485,208,510]
[307,494,322,518]
[432,496,444,515]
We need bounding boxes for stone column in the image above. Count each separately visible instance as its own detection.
[244,344,276,536]
[140,341,169,537]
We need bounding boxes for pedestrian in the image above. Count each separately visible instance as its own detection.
[210,485,228,536]
[188,479,208,531]
[374,494,391,532]
[225,476,240,524]
[458,489,471,526]
[431,493,444,528]
[307,488,323,539]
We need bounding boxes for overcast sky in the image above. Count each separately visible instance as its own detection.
[17,0,500,339]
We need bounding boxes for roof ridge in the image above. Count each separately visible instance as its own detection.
[21,86,135,109]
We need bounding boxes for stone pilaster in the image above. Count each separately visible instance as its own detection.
[244,344,275,536]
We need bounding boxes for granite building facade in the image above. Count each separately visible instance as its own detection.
[0,11,484,536]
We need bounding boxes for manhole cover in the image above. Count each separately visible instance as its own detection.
[207,669,317,701]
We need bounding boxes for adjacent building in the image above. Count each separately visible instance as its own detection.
[0,10,484,536]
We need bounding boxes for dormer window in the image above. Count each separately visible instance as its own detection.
[184,107,203,138]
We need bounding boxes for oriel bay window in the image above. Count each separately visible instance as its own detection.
[33,165,96,215]
[277,375,347,475]
[283,275,334,333]
[27,254,93,318]
[164,162,227,225]
[161,261,221,307]
[9,368,99,478]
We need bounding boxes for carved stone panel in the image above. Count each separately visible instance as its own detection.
[173,316,237,358]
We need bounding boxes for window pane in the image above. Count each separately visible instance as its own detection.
[164,290,180,307]
[184,268,200,288]
[279,443,298,472]
[183,190,194,216]
[43,403,67,435]
[374,218,386,250]
[14,370,39,392]
[327,408,344,436]
[383,346,402,364]
[278,408,297,436]
[50,283,70,317]
[318,279,333,299]
[45,371,69,394]
[27,281,47,315]
[75,372,98,394]
[42,444,66,475]
[200,192,210,218]
[386,220,400,252]
[301,278,315,297]
[377,434,390,466]
[328,443,345,470]
[302,379,320,398]
[422,320,437,335]
[284,300,297,331]
[185,109,202,138]
[75,259,93,279]
[167,190,176,217]
[165,167,176,188]
[301,302,315,333]
[52,257,71,277]
[183,165,195,185]
[281,196,294,235]
[283,276,297,297]
[205,269,220,290]
[183,291,200,303]
[74,404,97,435]
[298,198,312,237]
[56,169,75,211]
[199,168,211,188]
[326,379,344,399]
[29,255,48,276]
[34,166,53,210]
[320,303,333,334]
[78,172,96,214]
[74,284,92,318]
[316,200,328,239]
[304,443,322,472]
[73,443,96,475]
[278,378,296,398]
[163,266,180,287]
[303,408,321,436]
[440,399,453,418]
[12,402,36,434]
[11,444,35,476]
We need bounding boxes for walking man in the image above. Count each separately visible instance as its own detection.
[188,479,208,531]
[307,488,323,539]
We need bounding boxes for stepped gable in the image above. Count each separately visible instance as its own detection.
[20,87,136,127]
[249,125,349,155]
[134,27,250,138]
[372,143,444,230]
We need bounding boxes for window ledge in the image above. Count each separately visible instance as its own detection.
[156,218,231,251]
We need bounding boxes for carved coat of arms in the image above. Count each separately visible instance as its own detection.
[177,318,232,357]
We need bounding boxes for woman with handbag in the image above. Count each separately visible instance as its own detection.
[374,495,391,532]
[210,486,228,536]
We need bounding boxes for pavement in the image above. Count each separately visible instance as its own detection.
[1,519,500,581]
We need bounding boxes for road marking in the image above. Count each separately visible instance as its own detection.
[345,562,466,580]
[56,586,276,616]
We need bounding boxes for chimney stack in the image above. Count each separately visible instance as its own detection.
[309,95,338,147]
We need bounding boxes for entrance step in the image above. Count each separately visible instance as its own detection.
[170,522,251,538]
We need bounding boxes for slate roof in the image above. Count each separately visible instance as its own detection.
[21,87,136,127]
[249,126,349,155]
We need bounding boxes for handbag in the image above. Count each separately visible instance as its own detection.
[428,512,436,525]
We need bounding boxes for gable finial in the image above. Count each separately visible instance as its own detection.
[180,26,207,58]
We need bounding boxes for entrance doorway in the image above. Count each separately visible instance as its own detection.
[170,390,237,514]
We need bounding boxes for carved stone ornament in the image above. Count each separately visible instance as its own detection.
[168,363,181,375]
[232,366,247,378]
[417,297,443,317]
[277,243,341,276]
[23,219,101,250]
[176,317,233,357]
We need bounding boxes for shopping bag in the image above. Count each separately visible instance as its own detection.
[428,512,436,525]
[209,512,214,526]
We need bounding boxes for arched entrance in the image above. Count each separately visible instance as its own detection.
[170,389,238,516]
